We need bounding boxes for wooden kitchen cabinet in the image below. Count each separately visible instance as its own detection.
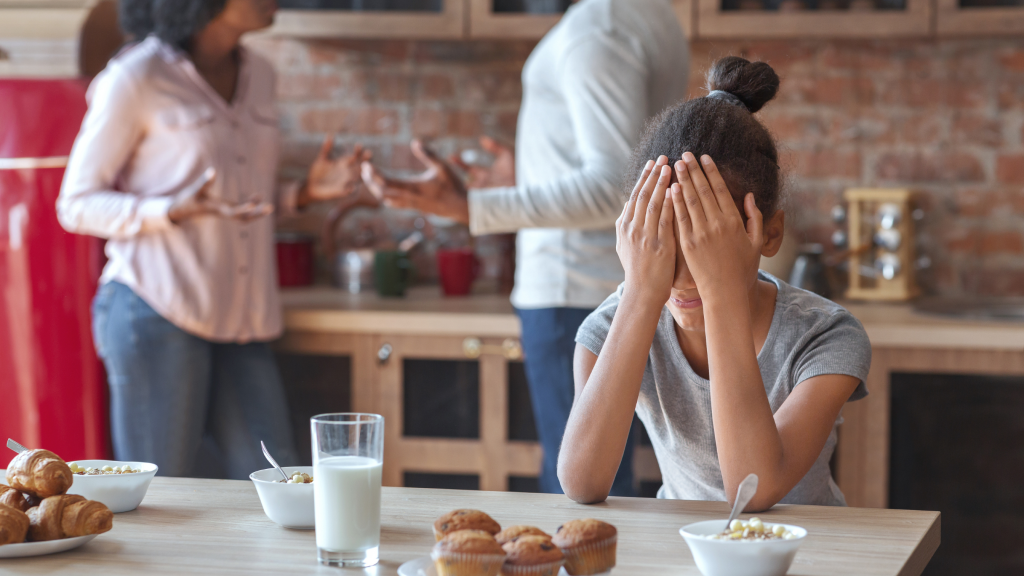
[267,0,465,39]
[936,0,1024,35]
[276,287,663,492]
[467,0,693,39]
[696,0,931,38]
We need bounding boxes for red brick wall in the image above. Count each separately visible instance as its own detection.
[247,36,1024,297]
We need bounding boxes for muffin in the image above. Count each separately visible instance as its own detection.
[495,525,550,546]
[431,529,507,576]
[434,509,502,541]
[501,535,565,576]
[552,519,617,575]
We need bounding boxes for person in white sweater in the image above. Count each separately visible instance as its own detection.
[362,0,689,495]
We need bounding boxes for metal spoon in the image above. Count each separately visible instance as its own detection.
[260,441,290,482]
[7,438,27,454]
[724,473,759,533]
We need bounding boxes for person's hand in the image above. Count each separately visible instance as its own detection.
[360,139,469,225]
[301,135,372,204]
[450,136,515,188]
[616,156,676,305]
[670,152,762,303]
[168,168,273,224]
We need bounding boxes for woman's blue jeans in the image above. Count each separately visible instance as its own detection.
[92,282,297,479]
[516,307,637,496]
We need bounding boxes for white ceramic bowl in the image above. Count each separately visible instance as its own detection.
[680,519,807,576]
[66,460,158,513]
[250,466,315,529]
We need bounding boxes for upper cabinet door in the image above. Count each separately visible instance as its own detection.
[697,0,931,38]
[468,0,694,39]
[936,0,1024,35]
[268,0,465,39]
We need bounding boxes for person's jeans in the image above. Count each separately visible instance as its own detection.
[516,307,637,497]
[91,282,297,479]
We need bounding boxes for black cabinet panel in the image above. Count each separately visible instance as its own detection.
[508,361,539,441]
[279,0,443,11]
[508,475,540,493]
[405,472,480,490]
[277,353,352,466]
[890,372,1024,576]
[492,0,569,13]
[404,359,480,439]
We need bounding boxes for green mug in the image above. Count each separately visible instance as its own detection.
[374,250,414,297]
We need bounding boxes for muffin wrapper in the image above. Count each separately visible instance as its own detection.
[559,535,617,576]
[500,559,565,576]
[431,551,507,576]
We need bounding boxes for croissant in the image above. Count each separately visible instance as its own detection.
[28,495,113,541]
[0,504,30,545]
[0,485,39,513]
[5,449,73,499]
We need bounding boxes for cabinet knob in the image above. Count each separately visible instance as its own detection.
[377,342,393,364]
[462,338,522,360]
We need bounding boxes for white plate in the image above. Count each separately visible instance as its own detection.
[397,558,606,576]
[0,535,98,559]
[397,557,435,576]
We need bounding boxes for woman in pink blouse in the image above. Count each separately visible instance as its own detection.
[58,0,364,478]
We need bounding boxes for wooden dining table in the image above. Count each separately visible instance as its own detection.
[1,477,939,575]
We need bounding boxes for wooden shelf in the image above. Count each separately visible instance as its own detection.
[468,0,693,40]
[936,0,1024,35]
[267,1,465,40]
[697,0,931,38]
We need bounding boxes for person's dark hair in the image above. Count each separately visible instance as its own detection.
[119,0,155,40]
[151,0,227,49]
[625,56,782,217]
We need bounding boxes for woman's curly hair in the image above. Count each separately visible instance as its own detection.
[119,0,155,40]
[142,0,227,49]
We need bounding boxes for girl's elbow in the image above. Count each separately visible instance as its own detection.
[557,465,609,504]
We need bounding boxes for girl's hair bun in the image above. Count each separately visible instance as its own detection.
[705,56,780,113]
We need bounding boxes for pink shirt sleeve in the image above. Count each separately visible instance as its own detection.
[57,62,175,239]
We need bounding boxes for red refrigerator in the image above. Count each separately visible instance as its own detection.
[0,78,108,468]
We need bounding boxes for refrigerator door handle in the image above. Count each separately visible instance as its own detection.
[0,156,69,170]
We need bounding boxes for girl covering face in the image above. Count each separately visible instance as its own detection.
[558,56,871,510]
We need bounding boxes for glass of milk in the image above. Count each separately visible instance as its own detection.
[311,413,384,567]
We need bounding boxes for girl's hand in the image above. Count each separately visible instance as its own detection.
[616,156,676,304]
[302,136,372,203]
[670,152,763,303]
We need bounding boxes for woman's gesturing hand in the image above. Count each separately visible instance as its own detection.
[671,152,763,303]
[168,168,273,224]
[301,136,372,203]
[360,139,470,225]
[616,155,676,305]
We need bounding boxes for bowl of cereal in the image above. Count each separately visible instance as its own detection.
[250,466,315,529]
[680,517,806,576]
[66,460,158,513]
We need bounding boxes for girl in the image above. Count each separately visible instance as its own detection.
[557,57,871,510]
[59,0,368,478]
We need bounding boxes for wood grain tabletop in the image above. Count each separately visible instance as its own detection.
[0,477,939,575]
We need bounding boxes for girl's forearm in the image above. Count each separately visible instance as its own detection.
[558,291,663,502]
[702,290,786,509]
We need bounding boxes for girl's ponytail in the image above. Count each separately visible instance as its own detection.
[705,56,780,114]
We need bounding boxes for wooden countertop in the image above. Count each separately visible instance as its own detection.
[0,477,939,575]
[282,286,1024,350]
[282,286,519,337]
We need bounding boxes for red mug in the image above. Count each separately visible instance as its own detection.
[276,233,314,287]
[437,248,480,296]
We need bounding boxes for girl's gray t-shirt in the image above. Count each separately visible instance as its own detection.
[575,271,871,506]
